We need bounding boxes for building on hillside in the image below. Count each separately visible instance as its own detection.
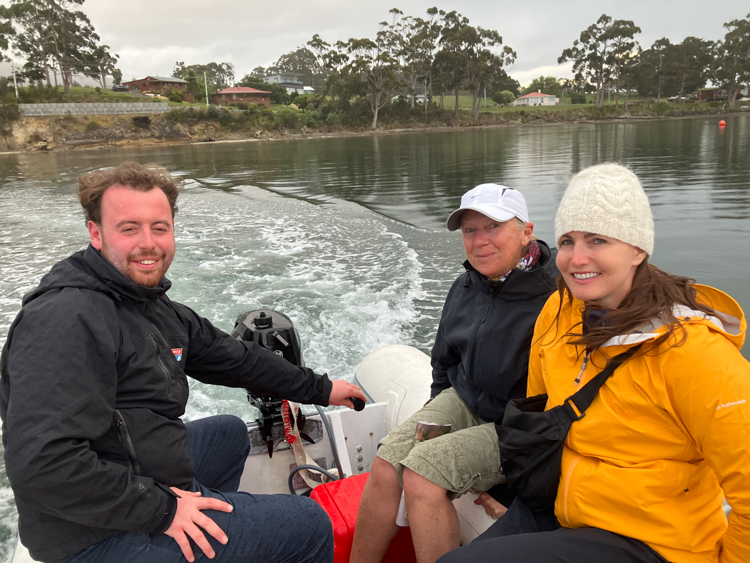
[122,76,194,101]
[211,87,271,107]
[698,86,749,101]
[263,73,308,95]
[511,90,558,107]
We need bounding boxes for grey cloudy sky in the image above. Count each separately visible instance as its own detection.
[4,0,749,86]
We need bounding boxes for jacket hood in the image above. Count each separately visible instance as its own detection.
[462,239,559,302]
[583,284,746,352]
[23,245,171,307]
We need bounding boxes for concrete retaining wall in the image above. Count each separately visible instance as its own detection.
[19,102,171,117]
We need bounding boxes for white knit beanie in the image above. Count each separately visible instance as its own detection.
[555,163,654,256]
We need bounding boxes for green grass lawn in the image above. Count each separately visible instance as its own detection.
[434,93,645,113]
[15,85,163,104]
[65,86,153,102]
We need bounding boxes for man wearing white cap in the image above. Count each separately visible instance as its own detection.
[352,184,559,563]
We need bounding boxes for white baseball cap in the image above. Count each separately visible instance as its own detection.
[446,184,529,231]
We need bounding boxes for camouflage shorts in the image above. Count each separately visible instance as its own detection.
[377,388,505,499]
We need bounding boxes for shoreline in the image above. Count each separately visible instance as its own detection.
[0,108,746,156]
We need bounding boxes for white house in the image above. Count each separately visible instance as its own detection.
[263,73,307,95]
[512,90,558,107]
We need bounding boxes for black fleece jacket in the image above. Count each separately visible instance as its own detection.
[0,245,333,562]
[431,240,558,422]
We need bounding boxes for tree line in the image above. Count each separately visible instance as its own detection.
[0,2,748,125]
[196,8,750,128]
[239,8,518,129]
[0,0,119,92]
[557,13,750,110]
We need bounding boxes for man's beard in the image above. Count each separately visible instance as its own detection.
[102,244,173,287]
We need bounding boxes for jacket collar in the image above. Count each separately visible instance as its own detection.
[571,285,746,350]
[461,239,558,300]
[75,244,171,302]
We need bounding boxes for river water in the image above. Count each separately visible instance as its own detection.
[0,114,748,558]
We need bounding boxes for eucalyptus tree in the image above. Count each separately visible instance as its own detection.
[437,10,514,118]
[618,49,640,112]
[250,66,266,79]
[435,10,470,110]
[559,14,640,107]
[306,34,333,92]
[307,34,350,101]
[10,0,105,92]
[181,69,200,99]
[430,65,451,107]
[173,61,235,90]
[711,14,750,109]
[344,23,401,129]
[557,77,574,98]
[325,41,353,102]
[84,43,118,88]
[667,37,714,102]
[0,5,14,63]
[419,7,442,103]
[635,38,672,101]
[522,76,562,97]
[494,75,521,97]
[269,47,321,89]
[467,42,515,118]
[9,0,56,85]
[602,19,641,108]
[386,8,442,108]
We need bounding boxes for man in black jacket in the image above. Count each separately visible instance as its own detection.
[351,184,559,563]
[0,162,366,563]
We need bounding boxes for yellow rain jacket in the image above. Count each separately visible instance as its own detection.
[529,285,750,563]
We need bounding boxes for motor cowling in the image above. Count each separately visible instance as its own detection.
[231,309,307,457]
[231,309,304,367]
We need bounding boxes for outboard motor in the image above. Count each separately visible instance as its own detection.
[231,309,309,457]
[231,309,304,367]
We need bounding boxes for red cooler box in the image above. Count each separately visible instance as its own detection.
[310,472,417,563]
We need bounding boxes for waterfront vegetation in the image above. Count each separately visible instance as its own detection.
[0,74,742,152]
[0,2,747,148]
[159,97,733,138]
[1,3,749,133]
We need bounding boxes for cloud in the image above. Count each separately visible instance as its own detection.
[512,63,575,87]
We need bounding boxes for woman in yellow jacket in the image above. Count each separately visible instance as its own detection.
[439,163,750,563]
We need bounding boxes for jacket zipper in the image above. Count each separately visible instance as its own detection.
[562,453,582,525]
[113,410,142,475]
[150,333,172,396]
[468,291,497,386]
[574,353,590,386]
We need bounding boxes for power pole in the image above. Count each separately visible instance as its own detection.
[11,63,18,100]
[204,71,209,107]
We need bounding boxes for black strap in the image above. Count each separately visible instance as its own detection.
[562,344,643,422]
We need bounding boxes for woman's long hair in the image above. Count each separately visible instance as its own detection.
[553,259,716,354]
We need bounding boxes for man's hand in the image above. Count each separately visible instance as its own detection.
[474,491,508,519]
[165,487,233,562]
[328,380,367,409]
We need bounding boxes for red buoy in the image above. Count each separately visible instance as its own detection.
[719,120,726,127]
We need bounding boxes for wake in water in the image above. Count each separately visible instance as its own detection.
[169,185,427,422]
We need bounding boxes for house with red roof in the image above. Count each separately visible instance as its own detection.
[211,87,271,107]
[511,90,558,107]
[122,76,194,101]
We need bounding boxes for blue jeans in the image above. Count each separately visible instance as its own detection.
[64,415,333,563]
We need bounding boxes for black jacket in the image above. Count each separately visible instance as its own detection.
[0,245,333,562]
[430,240,558,422]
